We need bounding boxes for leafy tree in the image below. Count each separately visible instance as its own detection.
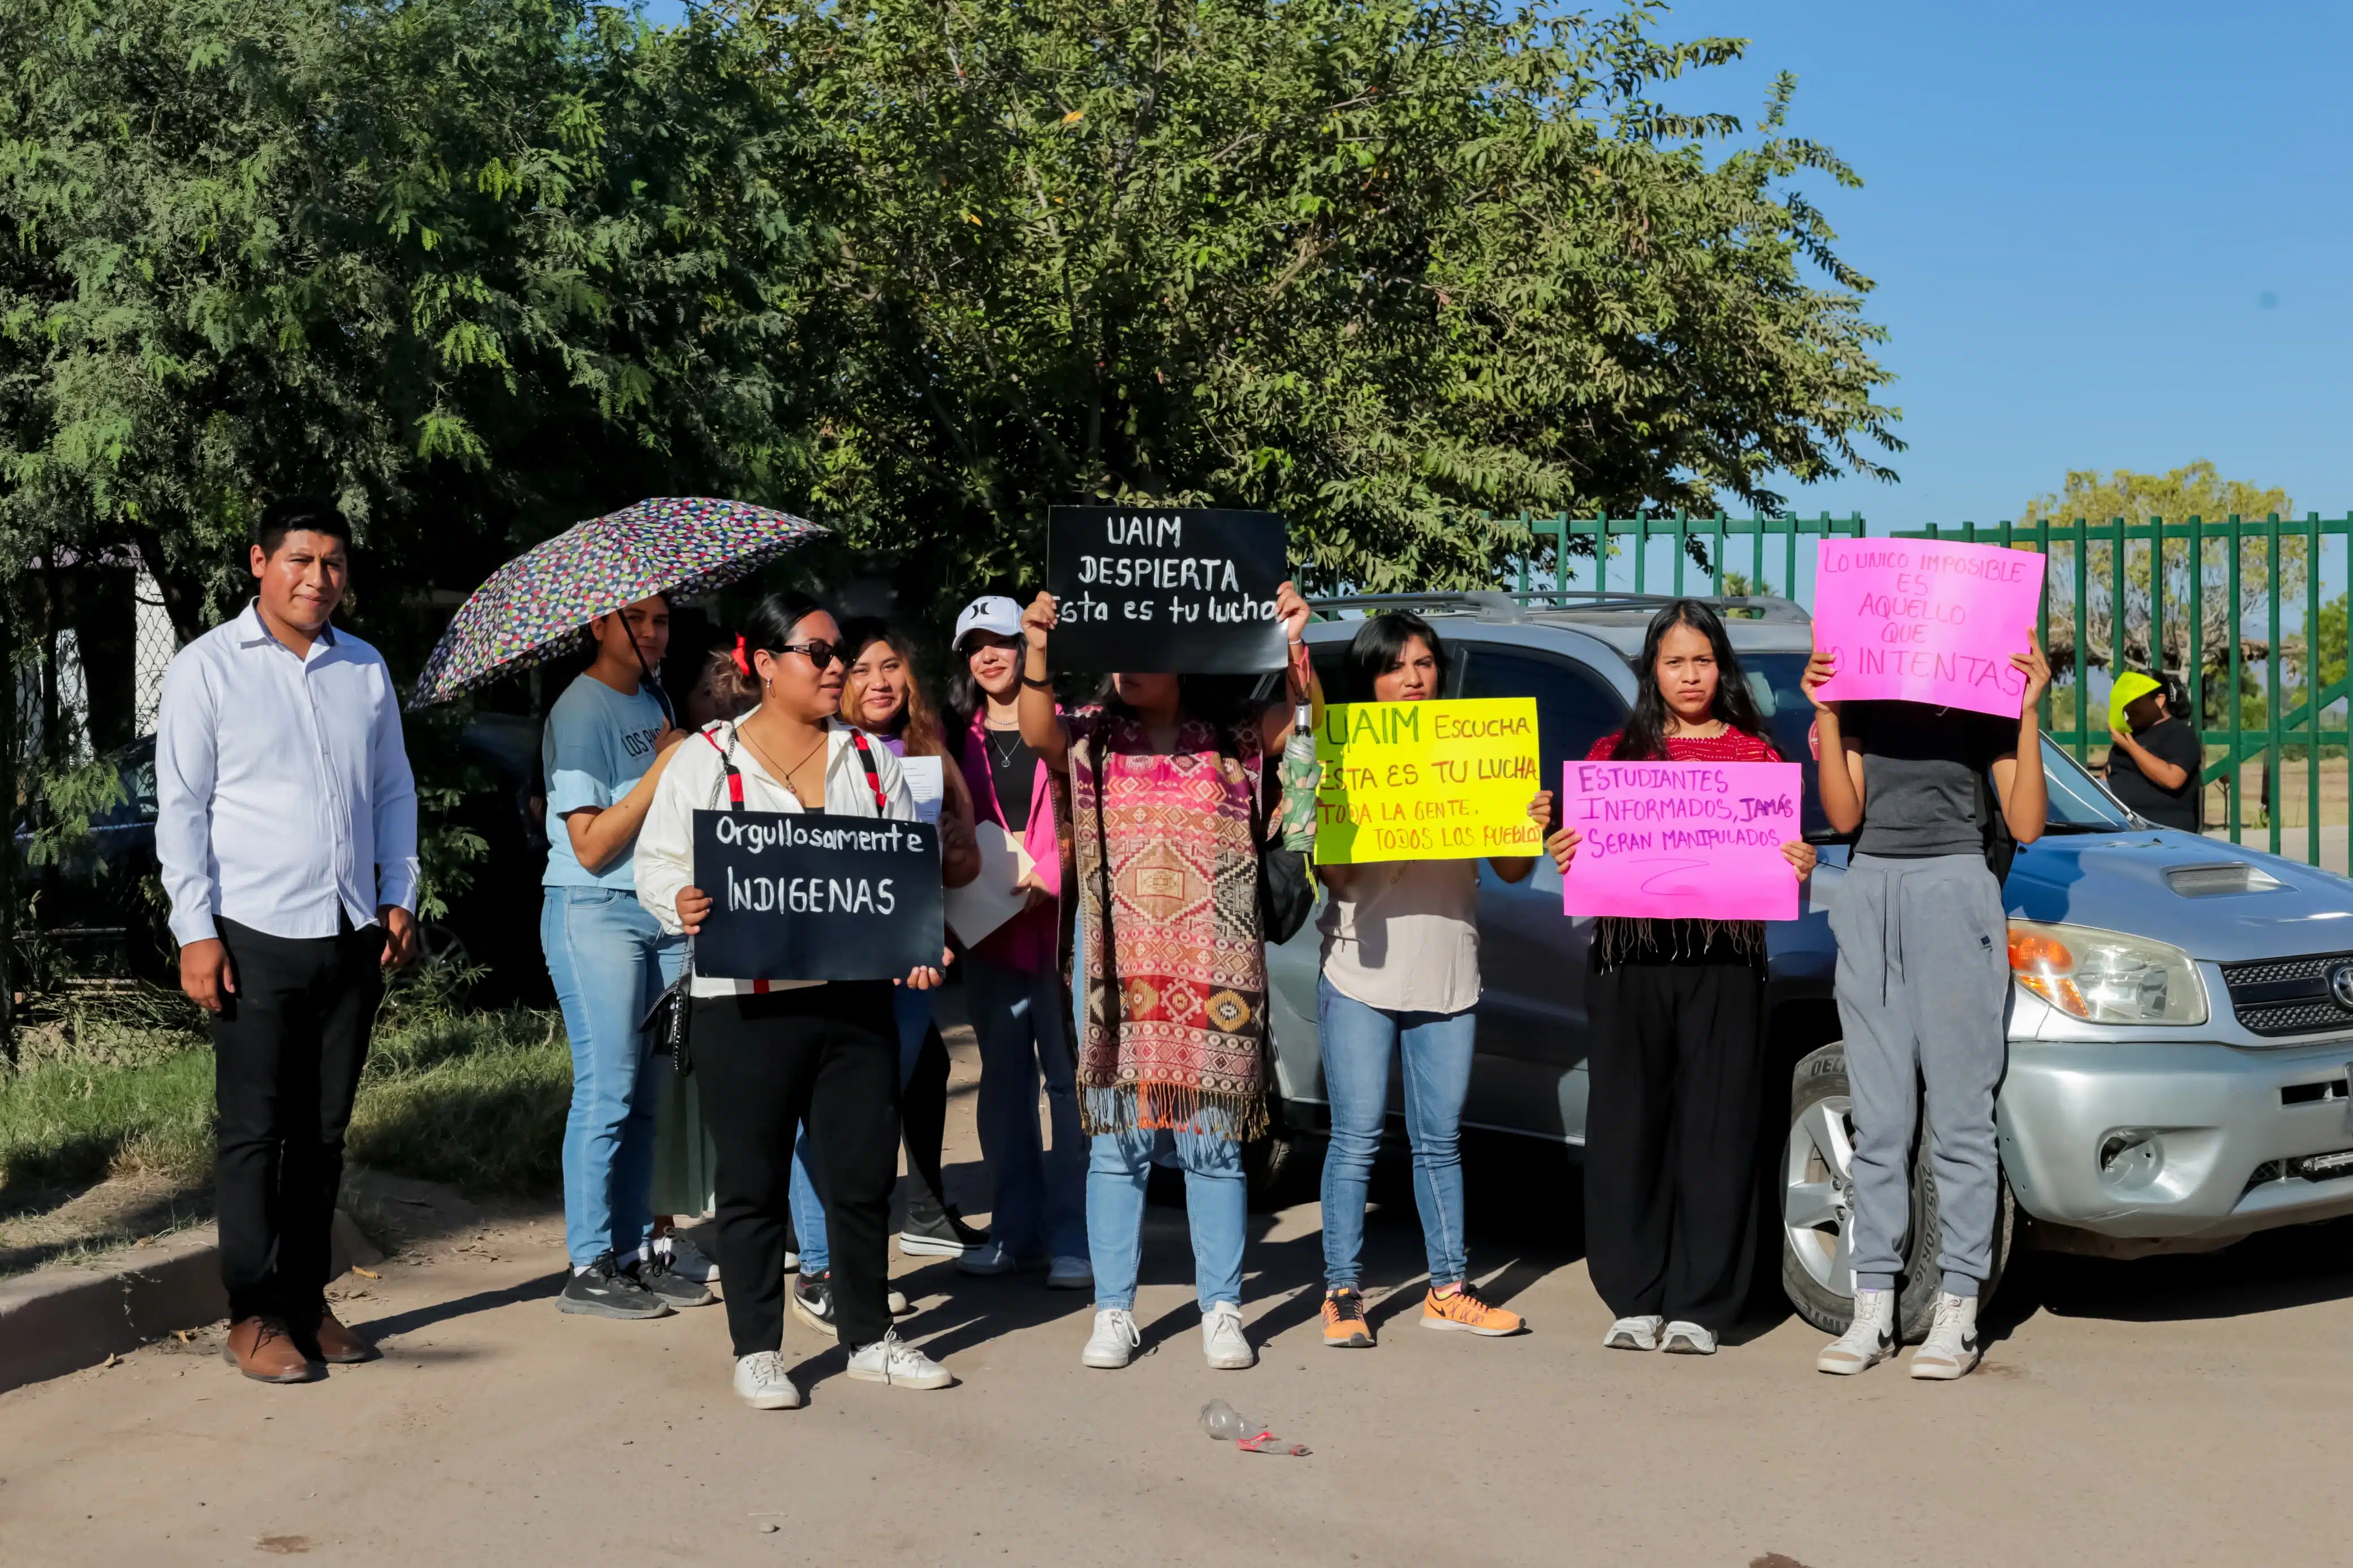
[0,0,833,645]
[2019,463,2302,703]
[725,0,1898,607]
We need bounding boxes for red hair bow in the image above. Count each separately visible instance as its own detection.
[731,635,752,678]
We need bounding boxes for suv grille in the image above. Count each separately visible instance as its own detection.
[2220,952,2353,1038]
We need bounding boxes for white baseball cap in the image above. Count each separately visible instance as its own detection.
[953,595,1024,649]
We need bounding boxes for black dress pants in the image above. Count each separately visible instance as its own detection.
[212,916,383,1324]
[693,982,901,1355]
[900,1021,953,1212]
[1583,952,1766,1333]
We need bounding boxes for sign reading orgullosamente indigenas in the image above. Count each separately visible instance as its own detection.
[1313,698,1544,865]
[692,810,944,983]
[1559,759,1803,922]
[1046,507,1288,673]
[1809,536,2047,718]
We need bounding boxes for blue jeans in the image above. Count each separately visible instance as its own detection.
[788,985,936,1275]
[969,956,1087,1261]
[1315,974,1477,1290]
[544,887,684,1269]
[1087,1125,1246,1312]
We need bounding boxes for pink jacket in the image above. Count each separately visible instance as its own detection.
[957,709,1063,974]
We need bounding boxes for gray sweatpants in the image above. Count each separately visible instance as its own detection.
[1829,853,2009,1297]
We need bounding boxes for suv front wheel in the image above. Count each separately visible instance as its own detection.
[1780,1042,2012,1343]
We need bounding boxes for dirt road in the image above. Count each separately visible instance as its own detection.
[4,1026,2348,1567]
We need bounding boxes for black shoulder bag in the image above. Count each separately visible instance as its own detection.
[641,727,745,1076]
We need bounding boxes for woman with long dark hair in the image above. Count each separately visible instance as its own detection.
[635,591,954,1409]
[1015,582,1312,1373]
[942,595,1089,1289]
[1311,611,1545,1349]
[1544,599,1816,1357]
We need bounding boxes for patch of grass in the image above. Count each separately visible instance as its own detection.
[0,969,575,1211]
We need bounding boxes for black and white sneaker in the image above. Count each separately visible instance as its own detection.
[628,1253,716,1309]
[899,1201,989,1259]
[1907,1292,1982,1380]
[1816,1286,1895,1375]
[790,1271,836,1334]
[559,1252,673,1320]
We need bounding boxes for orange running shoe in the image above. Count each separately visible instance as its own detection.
[1420,1282,1524,1337]
[1321,1288,1373,1349]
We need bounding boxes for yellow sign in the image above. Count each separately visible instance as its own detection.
[1313,698,1544,865]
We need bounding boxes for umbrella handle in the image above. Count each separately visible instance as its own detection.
[624,618,677,727]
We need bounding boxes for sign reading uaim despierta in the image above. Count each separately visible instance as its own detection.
[691,810,943,983]
[1046,506,1288,672]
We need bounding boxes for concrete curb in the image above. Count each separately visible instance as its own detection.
[0,1211,380,1396]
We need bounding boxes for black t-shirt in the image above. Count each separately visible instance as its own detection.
[1841,702,2016,858]
[2106,715,2202,831]
[981,725,1036,831]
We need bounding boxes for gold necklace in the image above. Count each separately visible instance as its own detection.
[738,719,829,806]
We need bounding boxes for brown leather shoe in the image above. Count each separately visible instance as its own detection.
[307,1307,377,1365]
[222,1317,319,1383]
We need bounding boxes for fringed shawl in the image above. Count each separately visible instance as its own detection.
[1068,707,1267,1142]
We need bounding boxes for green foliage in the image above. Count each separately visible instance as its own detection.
[0,0,835,640]
[730,0,1897,606]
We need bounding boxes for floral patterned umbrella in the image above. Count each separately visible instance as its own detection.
[410,496,826,707]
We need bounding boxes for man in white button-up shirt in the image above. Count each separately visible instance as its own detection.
[155,496,420,1384]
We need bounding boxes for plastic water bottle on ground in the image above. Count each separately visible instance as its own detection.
[1199,1398,1311,1455]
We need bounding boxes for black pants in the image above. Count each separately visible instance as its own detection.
[694,983,901,1355]
[212,917,384,1324]
[1583,956,1765,1333]
[900,1021,952,1212]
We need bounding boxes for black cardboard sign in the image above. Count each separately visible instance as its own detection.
[1045,506,1288,673]
[691,810,943,983]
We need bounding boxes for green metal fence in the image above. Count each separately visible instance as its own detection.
[1510,511,2353,870]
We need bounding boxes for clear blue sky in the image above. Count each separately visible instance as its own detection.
[637,0,2352,530]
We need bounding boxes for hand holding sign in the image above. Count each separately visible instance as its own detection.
[1809,538,2049,718]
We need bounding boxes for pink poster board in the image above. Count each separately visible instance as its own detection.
[1811,537,2046,718]
[1559,760,1803,922]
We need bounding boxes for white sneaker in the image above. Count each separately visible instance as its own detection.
[1660,1320,1717,1355]
[1081,1308,1141,1369]
[1202,1302,1253,1370]
[887,1288,911,1316]
[844,1330,953,1390]
[660,1234,720,1285]
[783,1248,800,1272]
[1907,1292,1982,1380]
[1602,1315,1664,1351]
[1046,1255,1093,1290]
[1817,1287,1897,1375]
[732,1351,803,1410]
[956,1241,1022,1276]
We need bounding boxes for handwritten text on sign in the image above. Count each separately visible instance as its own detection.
[1811,537,2047,718]
[1046,507,1287,673]
[692,809,944,983]
[1559,760,1802,921]
[1313,698,1544,865]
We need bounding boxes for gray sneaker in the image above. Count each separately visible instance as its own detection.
[628,1254,716,1308]
[559,1253,673,1320]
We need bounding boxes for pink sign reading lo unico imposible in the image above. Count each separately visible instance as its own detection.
[1559,759,1803,922]
[1810,537,2047,718]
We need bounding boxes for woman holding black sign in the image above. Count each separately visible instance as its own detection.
[1015,581,1311,1373]
[1544,601,1816,1358]
[636,591,954,1411]
[1803,628,2049,1381]
[1311,611,1541,1350]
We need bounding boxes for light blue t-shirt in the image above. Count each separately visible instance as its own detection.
[542,675,667,889]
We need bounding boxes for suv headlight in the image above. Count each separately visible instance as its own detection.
[2007,920,2207,1026]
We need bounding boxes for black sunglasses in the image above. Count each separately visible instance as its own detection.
[773,640,847,669]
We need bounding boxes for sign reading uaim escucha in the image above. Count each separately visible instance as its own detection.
[691,810,944,983]
[1809,536,2048,719]
[1313,698,1544,864]
[1559,759,1803,922]
[1046,507,1288,673]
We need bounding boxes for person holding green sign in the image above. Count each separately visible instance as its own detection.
[1312,611,1547,1350]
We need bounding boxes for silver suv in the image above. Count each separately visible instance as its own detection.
[1266,591,2353,1340]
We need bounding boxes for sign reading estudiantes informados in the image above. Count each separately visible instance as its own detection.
[1046,506,1288,673]
[691,809,944,983]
